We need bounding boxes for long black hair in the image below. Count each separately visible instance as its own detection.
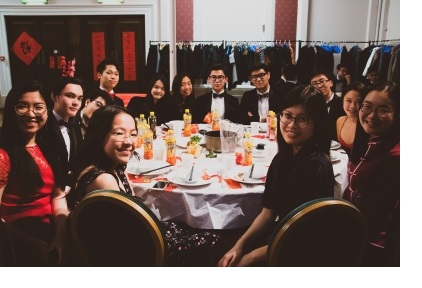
[276,85,331,156]
[171,73,196,118]
[350,81,400,164]
[75,105,137,177]
[0,80,63,193]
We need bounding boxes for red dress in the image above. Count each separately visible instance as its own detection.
[0,146,55,224]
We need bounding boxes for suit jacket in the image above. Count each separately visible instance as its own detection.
[327,94,346,141]
[46,111,83,187]
[70,110,86,139]
[239,87,279,125]
[273,81,300,107]
[194,91,240,124]
[127,95,179,125]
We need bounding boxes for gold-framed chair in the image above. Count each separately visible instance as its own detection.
[70,189,166,266]
[267,198,368,267]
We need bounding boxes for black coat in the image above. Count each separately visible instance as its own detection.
[239,87,280,125]
[327,94,345,141]
[127,95,179,125]
[45,111,83,187]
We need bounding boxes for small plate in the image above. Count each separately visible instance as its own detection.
[228,165,267,184]
[167,170,212,187]
[126,160,172,176]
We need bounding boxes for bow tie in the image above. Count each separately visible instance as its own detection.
[108,92,116,98]
[213,93,224,99]
[326,101,332,107]
[58,119,71,128]
[258,92,269,100]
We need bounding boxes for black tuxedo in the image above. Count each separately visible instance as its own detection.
[46,111,83,187]
[239,88,279,125]
[327,94,345,141]
[194,91,240,124]
[70,110,87,139]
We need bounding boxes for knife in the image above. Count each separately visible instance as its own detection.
[248,164,255,178]
[139,164,172,175]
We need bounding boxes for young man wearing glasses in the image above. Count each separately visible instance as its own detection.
[71,88,114,138]
[194,63,240,123]
[310,69,345,141]
[46,77,84,191]
[239,63,280,125]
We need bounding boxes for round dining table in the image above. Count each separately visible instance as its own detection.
[128,124,349,230]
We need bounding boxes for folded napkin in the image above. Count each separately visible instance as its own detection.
[203,112,212,124]
[164,183,178,192]
[224,178,242,189]
[252,134,265,139]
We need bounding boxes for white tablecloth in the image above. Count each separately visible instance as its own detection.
[129,127,348,229]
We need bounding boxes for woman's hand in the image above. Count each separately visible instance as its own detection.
[49,230,67,266]
[218,246,244,267]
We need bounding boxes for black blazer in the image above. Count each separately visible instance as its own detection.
[46,111,83,187]
[327,94,346,141]
[127,95,179,125]
[193,91,240,124]
[239,88,279,125]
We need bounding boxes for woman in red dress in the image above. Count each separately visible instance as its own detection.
[0,80,69,266]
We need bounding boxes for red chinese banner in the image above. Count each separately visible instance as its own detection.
[122,31,136,81]
[92,32,105,80]
[49,56,55,69]
[10,31,42,66]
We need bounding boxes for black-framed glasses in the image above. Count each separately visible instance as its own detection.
[311,79,330,87]
[279,112,311,128]
[14,104,47,116]
[250,73,268,81]
[360,103,391,118]
[209,75,226,81]
[111,132,138,142]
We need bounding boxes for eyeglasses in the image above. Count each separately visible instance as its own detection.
[250,73,268,81]
[209,75,226,81]
[14,104,47,116]
[311,79,330,87]
[279,112,311,128]
[111,132,138,142]
[360,103,391,118]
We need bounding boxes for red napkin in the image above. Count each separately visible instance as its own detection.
[224,178,242,189]
[252,134,265,139]
[164,183,178,192]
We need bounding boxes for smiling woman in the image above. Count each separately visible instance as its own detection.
[68,105,138,210]
[0,80,69,266]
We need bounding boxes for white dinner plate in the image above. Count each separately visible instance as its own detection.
[167,170,212,187]
[228,165,268,184]
[126,160,172,176]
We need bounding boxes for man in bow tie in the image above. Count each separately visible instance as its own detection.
[239,63,279,125]
[310,69,345,141]
[194,63,240,123]
[46,77,84,190]
[97,58,124,107]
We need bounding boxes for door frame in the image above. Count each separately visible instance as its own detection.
[0,4,157,104]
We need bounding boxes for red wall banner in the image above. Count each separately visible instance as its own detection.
[122,31,136,81]
[92,32,105,81]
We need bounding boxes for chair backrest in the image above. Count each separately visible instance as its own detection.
[0,219,17,266]
[267,198,368,267]
[70,189,166,266]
